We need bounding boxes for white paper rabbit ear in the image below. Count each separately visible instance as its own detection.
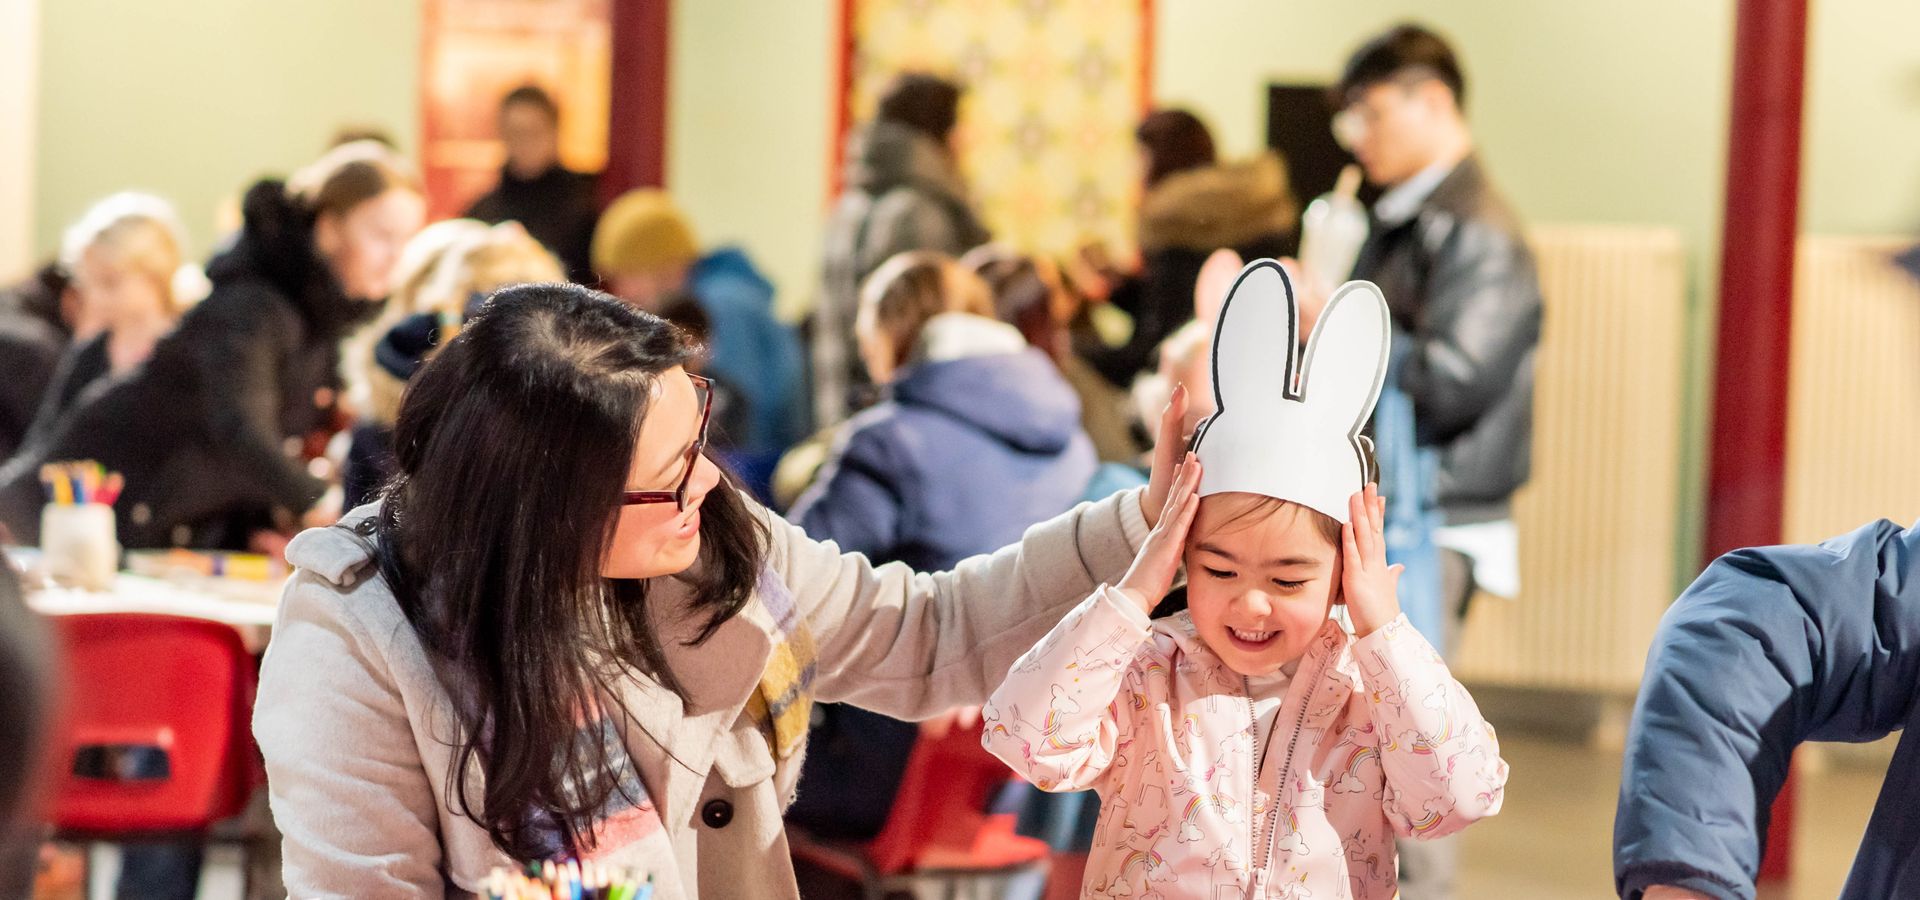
[1204,259,1299,414]
[1192,263,1391,524]
[1298,280,1390,450]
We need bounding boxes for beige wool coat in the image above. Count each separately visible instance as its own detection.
[252,490,1148,898]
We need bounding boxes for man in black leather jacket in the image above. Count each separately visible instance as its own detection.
[1335,23,1543,900]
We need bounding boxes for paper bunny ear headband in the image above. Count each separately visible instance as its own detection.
[1190,260,1390,524]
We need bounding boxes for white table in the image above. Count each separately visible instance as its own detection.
[25,572,284,652]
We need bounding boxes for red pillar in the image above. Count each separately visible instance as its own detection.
[1706,0,1808,884]
[603,0,672,203]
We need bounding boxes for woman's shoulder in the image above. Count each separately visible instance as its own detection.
[277,517,414,651]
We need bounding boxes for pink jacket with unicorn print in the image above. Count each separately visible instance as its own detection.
[983,586,1508,899]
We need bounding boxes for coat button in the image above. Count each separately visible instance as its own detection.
[701,798,734,829]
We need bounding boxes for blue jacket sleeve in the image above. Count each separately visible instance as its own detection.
[788,425,904,562]
[1614,519,1920,899]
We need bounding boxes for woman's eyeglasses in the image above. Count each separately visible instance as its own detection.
[621,374,712,511]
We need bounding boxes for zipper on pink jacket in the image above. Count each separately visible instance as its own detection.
[1247,648,1334,888]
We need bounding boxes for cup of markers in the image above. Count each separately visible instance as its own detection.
[39,461,123,591]
[484,859,654,900]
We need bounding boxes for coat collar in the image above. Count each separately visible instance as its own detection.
[614,575,779,813]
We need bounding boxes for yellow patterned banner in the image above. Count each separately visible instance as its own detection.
[846,0,1151,256]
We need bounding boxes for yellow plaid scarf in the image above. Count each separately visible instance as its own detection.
[744,572,816,759]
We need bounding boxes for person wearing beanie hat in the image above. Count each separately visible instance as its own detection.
[593,189,701,305]
[596,189,807,459]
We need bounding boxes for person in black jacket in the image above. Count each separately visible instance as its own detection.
[0,140,425,555]
[1331,23,1542,900]
[0,263,80,464]
[465,85,600,283]
[1336,23,1541,606]
[1077,109,1298,390]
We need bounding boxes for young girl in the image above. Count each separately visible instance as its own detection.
[983,262,1507,898]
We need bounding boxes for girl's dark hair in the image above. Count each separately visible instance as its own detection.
[374,282,769,859]
[1136,109,1217,189]
[1200,494,1343,548]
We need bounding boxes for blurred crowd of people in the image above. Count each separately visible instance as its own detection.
[0,22,1544,900]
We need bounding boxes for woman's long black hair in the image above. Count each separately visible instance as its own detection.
[373,282,769,858]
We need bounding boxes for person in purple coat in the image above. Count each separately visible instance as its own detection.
[785,251,1096,841]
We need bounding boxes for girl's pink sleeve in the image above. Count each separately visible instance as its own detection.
[982,586,1152,792]
[1352,614,1509,839]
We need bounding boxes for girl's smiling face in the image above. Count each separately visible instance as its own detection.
[1183,492,1343,676]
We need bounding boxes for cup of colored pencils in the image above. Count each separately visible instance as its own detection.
[39,461,122,591]
[483,859,653,900]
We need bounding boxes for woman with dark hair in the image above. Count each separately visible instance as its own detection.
[1135,109,1217,190]
[1077,109,1299,390]
[253,283,1187,897]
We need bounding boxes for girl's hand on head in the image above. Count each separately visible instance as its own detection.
[1142,383,1193,527]
[1341,483,1402,638]
[1119,454,1201,616]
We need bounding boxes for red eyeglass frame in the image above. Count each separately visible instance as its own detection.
[621,373,712,511]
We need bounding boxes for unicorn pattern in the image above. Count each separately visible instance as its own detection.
[982,588,1506,898]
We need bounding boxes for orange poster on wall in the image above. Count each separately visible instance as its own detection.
[420,0,611,219]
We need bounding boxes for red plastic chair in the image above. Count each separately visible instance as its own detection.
[788,724,1051,899]
[46,614,262,881]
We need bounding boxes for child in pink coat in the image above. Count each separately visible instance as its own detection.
[983,264,1507,898]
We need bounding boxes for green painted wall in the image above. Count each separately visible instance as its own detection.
[34,0,421,262]
[1804,0,1920,237]
[666,0,836,320]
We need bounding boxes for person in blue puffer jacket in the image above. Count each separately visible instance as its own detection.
[1614,518,1920,899]
[593,190,808,460]
[784,250,1096,843]
[789,251,1096,573]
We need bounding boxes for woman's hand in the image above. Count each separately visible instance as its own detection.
[1341,483,1403,638]
[1118,454,1201,616]
[1142,383,1193,528]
